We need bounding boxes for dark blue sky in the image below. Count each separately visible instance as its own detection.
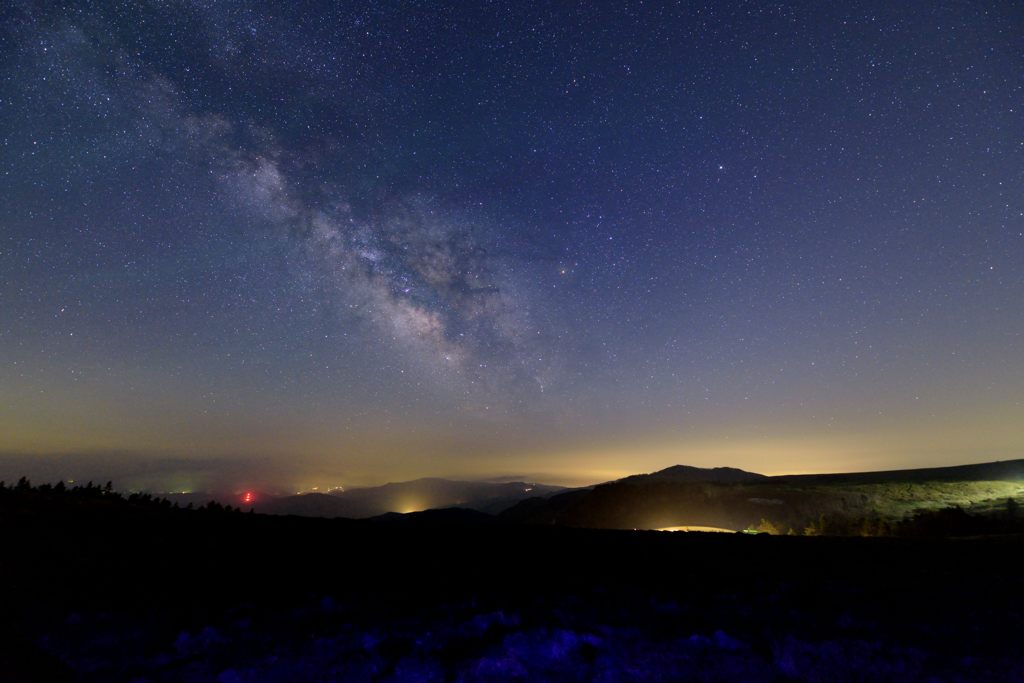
[2,1,1022,490]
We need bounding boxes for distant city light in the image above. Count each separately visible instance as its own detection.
[242,492,254,504]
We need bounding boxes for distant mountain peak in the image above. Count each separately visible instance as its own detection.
[633,465,767,483]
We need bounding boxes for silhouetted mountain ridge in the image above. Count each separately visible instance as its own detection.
[621,465,767,484]
[251,478,565,519]
[501,459,1024,533]
[771,459,1024,485]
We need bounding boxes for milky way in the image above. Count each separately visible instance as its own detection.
[187,108,546,393]
[1,1,1022,489]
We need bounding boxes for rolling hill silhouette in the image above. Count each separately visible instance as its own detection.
[253,478,564,519]
[500,460,1024,533]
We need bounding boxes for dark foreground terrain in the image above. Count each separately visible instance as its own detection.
[2,488,1022,682]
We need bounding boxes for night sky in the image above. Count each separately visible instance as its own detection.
[2,1,1022,491]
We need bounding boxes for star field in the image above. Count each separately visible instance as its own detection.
[1,1,1022,489]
